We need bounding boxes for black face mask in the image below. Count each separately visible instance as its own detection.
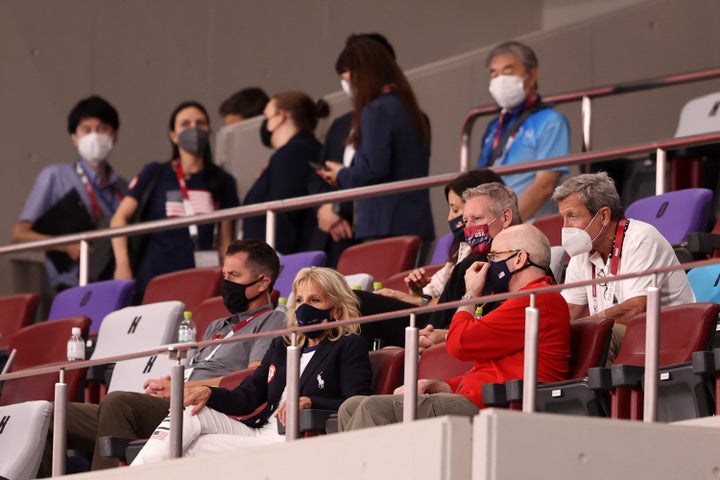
[221,278,263,314]
[259,119,273,149]
[295,303,334,339]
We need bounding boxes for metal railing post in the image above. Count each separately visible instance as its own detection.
[460,132,470,172]
[265,210,276,249]
[79,240,89,286]
[581,95,592,152]
[643,284,661,423]
[51,369,67,477]
[655,148,666,195]
[285,332,300,441]
[168,349,186,459]
[402,313,418,423]
[522,294,539,413]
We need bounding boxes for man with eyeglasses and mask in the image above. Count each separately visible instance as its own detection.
[39,239,286,475]
[553,172,695,365]
[338,224,570,430]
[476,41,570,221]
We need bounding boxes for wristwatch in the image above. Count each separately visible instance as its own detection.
[461,293,473,300]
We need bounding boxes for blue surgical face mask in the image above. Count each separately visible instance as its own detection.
[295,303,333,339]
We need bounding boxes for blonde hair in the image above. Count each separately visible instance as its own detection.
[285,267,360,344]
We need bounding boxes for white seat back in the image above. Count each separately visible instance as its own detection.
[344,273,375,291]
[91,301,185,394]
[675,92,720,137]
[0,400,52,480]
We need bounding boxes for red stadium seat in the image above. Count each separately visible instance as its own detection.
[0,293,40,351]
[418,342,473,380]
[195,296,231,340]
[142,267,222,314]
[336,236,422,281]
[0,316,91,406]
[533,213,564,246]
[369,347,405,395]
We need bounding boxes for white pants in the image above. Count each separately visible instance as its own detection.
[131,406,283,465]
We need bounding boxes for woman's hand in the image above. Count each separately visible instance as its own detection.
[183,385,213,415]
[404,268,431,296]
[374,288,420,305]
[276,396,312,426]
[316,162,343,187]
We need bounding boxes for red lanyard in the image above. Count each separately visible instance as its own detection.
[172,160,191,201]
[591,218,628,297]
[212,308,273,340]
[491,95,538,151]
[75,162,123,221]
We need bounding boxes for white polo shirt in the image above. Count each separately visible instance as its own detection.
[562,219,695,314]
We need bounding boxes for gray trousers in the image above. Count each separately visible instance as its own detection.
[338,393,479,431]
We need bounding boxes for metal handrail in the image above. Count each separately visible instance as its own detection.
[3,254,718,471]
[459,66,720,170]
[2,130,720,263]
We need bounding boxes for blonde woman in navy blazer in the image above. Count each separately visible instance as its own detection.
[132,267,372,464]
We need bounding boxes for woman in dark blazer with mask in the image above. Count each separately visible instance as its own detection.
[243,91,329,254]
[132,267,372,464]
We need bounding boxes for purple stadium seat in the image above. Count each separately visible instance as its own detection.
[428,232,454,265]
[274,251,327,298]
[624,188,713,244]
[48,279,135,335]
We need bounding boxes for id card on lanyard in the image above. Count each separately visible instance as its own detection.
[172,161,220,267]
[183,308,272,381]
[590,218,628,313]
[75,161,123,221]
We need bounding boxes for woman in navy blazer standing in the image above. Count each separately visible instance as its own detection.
[132,267,372,464]
[317,38,435,249]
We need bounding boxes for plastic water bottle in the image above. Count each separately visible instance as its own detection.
[67,327,85,361]
[373,281,383,291]
[177,311,197,343]
[474,306,484,320]
[276,297,288,314]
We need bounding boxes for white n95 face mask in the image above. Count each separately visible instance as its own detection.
[78,133,114,165]
[488,74,527,109]
[341,78,353,98]
[561,227,593,257]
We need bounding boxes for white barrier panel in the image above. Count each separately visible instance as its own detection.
[76,416,472,480]
[473,409,720,480]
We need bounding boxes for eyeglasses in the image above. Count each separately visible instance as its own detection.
[486,250,520,263]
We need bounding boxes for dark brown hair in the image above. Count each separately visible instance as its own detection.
[335,38,429,148]
[272,91,329,135]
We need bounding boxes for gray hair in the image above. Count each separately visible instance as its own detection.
[552,172,624,220]
[498,224,551,269]
[486,41,538,71]
[463,182,520,225]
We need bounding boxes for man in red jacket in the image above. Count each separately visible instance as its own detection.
[338,223,570,429]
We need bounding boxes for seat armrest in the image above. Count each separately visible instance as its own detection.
[611,364,645,388]
[481,383,508,407]
[125,439,147,465]
[97,436,132,460]
[277,409,336,435]
[692,351,717,375]
[505,379,524,403]
[324,413,339,434]
[587,367,613,390]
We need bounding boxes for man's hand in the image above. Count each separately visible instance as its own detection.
[317,203,341,233]
[144,375,171,398]
[276,396,312,426]
[464,261,490,297]
[184,385,213,415]
[394,379,452,395]
[329,218,353,241]
[418,325,447,353]
[61,243,82,261]
[404,268,431,297]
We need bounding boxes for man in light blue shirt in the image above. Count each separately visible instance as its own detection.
[12,96,127,290]
[477,41,570,220]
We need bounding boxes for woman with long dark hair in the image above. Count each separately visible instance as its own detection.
[111,101,239,300]
[317,38,434,248]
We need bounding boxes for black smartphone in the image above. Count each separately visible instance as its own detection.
[308,161,330,171]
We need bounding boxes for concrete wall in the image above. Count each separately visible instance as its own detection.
[2,0,719,297]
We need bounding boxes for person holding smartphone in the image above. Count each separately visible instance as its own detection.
[242,91,329,254]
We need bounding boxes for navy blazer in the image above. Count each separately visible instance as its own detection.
[243,132,320,254]
[206,333,372,427]
[336,93,434,242]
